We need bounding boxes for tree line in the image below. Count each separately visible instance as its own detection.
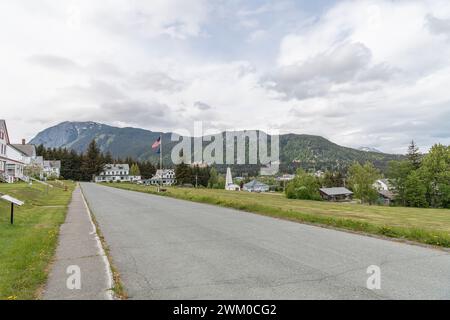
[36,140,157,181]
[174,162,211,187]
[285,142,449,209]
[39,139,449,209]
[388,142,449,208]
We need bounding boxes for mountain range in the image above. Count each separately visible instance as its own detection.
[30,121,403,172]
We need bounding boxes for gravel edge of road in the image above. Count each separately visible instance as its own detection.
[80,184,127,300]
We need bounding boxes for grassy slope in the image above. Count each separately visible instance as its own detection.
[0,181,75,300]
[106,183,450,248]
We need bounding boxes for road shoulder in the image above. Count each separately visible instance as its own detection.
[42,185,114,300]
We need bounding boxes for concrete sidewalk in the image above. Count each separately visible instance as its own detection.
[43,185,113,300]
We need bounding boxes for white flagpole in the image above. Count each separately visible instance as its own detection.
[159,134,162,190]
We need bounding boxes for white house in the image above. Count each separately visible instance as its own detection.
[95,164,141,183]
[43,160,61,179]
[5,145,27,181]
[243,179,270,192]
[148,169,176,186]
[0,120,29,183]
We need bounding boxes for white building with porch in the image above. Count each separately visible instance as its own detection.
[95,164,141,183]
[0,120,29,183]
[148,169,176,186]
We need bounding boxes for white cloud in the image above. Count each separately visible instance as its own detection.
[272,0,450,152]
[0,0,449,154]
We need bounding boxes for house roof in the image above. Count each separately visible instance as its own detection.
[150,169,175,180]
[244,179,269,189]
[319,187,353,196]
[32,156,44,166]
[104,164,129,171]
[378,190,396,200]
[11,144,36,157]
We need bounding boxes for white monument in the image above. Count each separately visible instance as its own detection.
[225,167,240,191]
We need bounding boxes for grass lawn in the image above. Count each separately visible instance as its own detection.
[0,181,75,300]
[106,183,450,248]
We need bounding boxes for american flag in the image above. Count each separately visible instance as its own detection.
[152,136,161,149]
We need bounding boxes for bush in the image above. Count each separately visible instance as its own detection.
[285,169,322,201]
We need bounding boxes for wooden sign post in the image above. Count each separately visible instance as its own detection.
[1,195,24,225]
[10,203,14,224]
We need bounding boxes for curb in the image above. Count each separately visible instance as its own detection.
[79,184,115,300]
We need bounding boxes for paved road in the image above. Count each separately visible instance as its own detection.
[44,186,113,300]
[80,183,450,300]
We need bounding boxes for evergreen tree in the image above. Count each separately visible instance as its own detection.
[404,171,428,207]
[70,149,83,181]
[175,162,192,185]
[321,171,344,187]
[407,140,421,169]
[208,167,219,188]
[104,151,113,164]
[140,161,156,179]
[81,140,104,181]
[387,160,414,206]
[190,165,210,187]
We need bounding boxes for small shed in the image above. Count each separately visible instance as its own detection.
[319,187,353,202]
[243,180,270,193]
[378,190,396,205]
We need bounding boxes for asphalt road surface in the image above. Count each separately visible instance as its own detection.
[80,183,450,300]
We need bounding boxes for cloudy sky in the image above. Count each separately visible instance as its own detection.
[1,0,450,153]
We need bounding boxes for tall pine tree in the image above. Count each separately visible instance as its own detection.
[407,140,421,169]
[81,140,105,181]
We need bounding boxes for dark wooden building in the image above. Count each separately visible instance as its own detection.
[319,187,353,202]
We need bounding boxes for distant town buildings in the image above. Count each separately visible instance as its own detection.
[95,164,141,183]
[276,174,295,182]
[314,170,325,178]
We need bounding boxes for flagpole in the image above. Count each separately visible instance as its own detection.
[159,134,162,190]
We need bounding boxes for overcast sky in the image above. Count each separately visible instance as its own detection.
[1,0,449,154]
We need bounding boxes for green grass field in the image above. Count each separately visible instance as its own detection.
[106,183,450,248]
[0,181,75,300]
